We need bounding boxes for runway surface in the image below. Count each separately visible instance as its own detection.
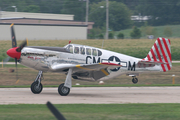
[1,87,180,104]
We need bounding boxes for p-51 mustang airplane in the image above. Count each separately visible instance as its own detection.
[6,24,172,96]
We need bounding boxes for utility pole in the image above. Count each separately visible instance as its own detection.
[0,7,1,23]
[102,0,109,48]
[86,0,89,25]
[106,0,109,40]
[86,0,89,39]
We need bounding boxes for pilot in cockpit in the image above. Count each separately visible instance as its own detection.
[81,47,85,55]
[74,47,79,54]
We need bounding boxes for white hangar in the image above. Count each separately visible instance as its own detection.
[0,11,94,40]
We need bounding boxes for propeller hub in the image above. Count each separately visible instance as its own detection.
[7,47,21,59]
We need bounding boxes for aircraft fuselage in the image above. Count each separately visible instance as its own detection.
[19,44,161,81]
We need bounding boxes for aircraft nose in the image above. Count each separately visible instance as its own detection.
[6,47,21,59]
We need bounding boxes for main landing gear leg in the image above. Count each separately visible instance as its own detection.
[31,71,43,94]
[132,76,138,84]
[58,68,72,96]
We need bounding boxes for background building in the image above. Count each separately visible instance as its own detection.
[0,11,94,40]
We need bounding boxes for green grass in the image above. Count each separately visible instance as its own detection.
[1,64,27,68]
[1,103,180,120]
[1,24,180,62]
[1,38,180,62]
[117,24,180,39]
[0,63,179,87]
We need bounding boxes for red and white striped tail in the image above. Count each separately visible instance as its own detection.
[144,37,172,72]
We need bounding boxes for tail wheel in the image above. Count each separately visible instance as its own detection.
[58,83,70,96]
[31,82,43,94]
[132,77,138,84]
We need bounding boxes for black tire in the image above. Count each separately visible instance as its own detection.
[31,81,43,94]
[72,76,78,79]
[132,78,138,84]
[58,83,70,96]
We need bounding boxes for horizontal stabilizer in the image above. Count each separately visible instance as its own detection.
[139,60,168,64]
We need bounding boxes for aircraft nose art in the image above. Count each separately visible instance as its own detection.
[6,47,21,59]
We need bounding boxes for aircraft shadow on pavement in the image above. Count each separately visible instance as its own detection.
[68,93,101,97]
[40,92,101,97]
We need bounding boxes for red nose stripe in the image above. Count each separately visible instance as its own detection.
[6,47,21,59]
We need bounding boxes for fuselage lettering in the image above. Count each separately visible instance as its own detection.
[93,57,100,63]
[128,61,136,71]
[86,56,100,64]
[86,56,92,64]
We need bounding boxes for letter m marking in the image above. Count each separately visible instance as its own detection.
[128,61,136,71]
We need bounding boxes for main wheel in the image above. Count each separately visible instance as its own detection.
[31,81,43,94]
[58,83,70,96]
[132,78,138,84]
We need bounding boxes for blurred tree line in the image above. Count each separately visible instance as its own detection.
[1,0,180,38]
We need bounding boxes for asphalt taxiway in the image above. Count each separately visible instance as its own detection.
[0,87,180,104]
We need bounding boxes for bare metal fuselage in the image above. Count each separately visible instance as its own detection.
[19,44,162,81]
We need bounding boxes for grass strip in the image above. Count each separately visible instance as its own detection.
[1,103,180,120]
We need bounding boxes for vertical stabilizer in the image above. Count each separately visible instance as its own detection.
[144,37,172,72]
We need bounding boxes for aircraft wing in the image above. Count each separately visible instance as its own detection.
[74,62,122,71]
[51,62,122,72]
[50,62,122,80]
